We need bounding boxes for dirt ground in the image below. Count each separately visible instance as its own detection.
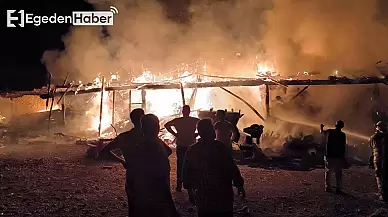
[0,143,386,217]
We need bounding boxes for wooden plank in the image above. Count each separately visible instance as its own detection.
[2,76,388,99]
[265,85,270,118]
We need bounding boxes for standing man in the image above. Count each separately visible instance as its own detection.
[165,105,200,192]
[370,121,388,201]
[320,120,347,194]
[127,114,179,217]
[97,108,144,216]
[214,110,240,152]
[98,108,172,215]
[183,119,245,217]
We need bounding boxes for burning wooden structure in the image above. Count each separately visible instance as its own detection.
[1,73,388,139]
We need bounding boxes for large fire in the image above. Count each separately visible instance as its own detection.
[70,59,329,138]
[84,68,218,137]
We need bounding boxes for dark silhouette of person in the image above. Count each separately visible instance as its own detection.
[243,124,264,147]
[98,108,172,215]
[99,108,145,166]
[98,108,145,215]
[370,121,388,202]
[214,110,240,152]
[183,119,245,217]
[127,114,179,217]
[165,105,200,192]
[320,120,347,194]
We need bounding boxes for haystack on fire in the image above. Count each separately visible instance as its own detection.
[2,0,388,164]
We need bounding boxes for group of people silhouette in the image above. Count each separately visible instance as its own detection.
[100,104,388,216]
[101,105,245,217]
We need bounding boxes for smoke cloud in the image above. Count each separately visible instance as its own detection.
[41,0,388,147]
[263,0,388,75]
[42,0,271,83]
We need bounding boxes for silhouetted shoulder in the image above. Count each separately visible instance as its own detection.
[213,140,226,147]
[119,128,140,137]
[188,142,200,151]
[191,117,200,121]
[370,133,377,141]
[214,121,221,128]
[118,130,131,137]
[370,132,383,141]
[213,140,230,152]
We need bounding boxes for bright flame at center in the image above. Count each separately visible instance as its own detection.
[84,71,214,137]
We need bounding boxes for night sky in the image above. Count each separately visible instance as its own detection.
[0,0,187,91]
[0,0,94,91]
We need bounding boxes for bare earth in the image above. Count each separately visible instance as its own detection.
[0,143,385,217]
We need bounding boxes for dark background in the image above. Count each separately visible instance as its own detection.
[0,0,189,91]
[0,1,94,91]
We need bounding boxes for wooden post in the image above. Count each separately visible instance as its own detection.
[265,84,270,118]
[219,87,265,121]
[141,89,146,111]
[46,73,51,109]
[98,77,105,138]
[48,89,56,132]
[112,90,116,125]
[128,90,132,115]
[180,83,186,106]
[62,94,66,125]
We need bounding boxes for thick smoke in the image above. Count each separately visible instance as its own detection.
[42,0,388,82]
[263,0,388,75]
[41,0,388,147]
[262,0,388,142]
[42,0,270,83]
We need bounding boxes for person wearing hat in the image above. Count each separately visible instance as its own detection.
[320,120,347,194]
[370,121,388,201]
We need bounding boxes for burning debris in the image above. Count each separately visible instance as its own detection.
[0,59,381,169]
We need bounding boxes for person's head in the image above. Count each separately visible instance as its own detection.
[141,114,160,138]
[130,108,145,127]
[376,121,387,132]
[197,119,216,140]
[216,110,226,121]
[335,120,344,130]
[182,105,191,117]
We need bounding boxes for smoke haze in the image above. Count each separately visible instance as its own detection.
[264,0,388,75]
[41,0,388,147]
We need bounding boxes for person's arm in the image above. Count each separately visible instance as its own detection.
[226,148,245,197]
[165,119,178,137]
[182,148,197,205]
[163,143,173,157]
[214,121,220,130]
[342,134,347,158]
[231,123,240,143]
[182,148,194,190]
[156,138,173,157]
[320,124,326,134]
[98,136,125,164]
[194,118,200,138]
[370,136,382,170]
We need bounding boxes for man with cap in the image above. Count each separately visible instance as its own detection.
[370,121,388,201]
[165,105,200,192]
[320,120,347,194]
